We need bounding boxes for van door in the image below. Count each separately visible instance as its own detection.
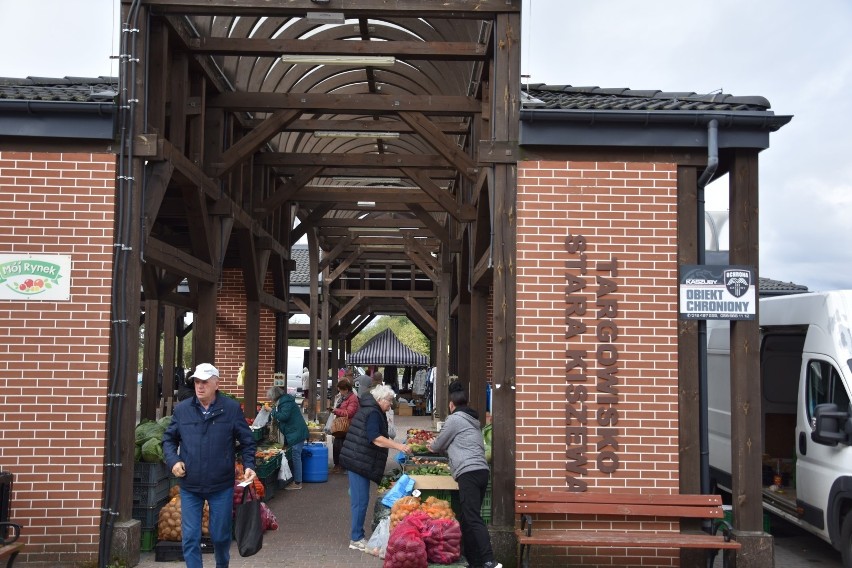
[796,353,852,538]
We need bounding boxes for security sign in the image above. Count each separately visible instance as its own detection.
[679,265,756,320]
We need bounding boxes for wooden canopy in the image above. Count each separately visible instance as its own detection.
[116,0,520,540]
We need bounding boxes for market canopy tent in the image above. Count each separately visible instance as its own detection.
[347,329,429,367]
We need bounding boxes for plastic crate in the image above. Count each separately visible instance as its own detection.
[255,453,282,479]
[133,462,169,485]
[154,538,213,561]
[140,528,157,552]
[132,502,167,530]
[133,478,171,507]
[251,426,269,442]
[481,476,492,524]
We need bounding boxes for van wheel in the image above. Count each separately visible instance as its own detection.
[840,513,852,567]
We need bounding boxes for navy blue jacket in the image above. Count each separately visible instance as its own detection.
[163,392,256,493]
[339,394,389,483]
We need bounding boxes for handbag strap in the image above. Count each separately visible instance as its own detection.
[241,484,254,503]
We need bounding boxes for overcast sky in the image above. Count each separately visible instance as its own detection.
[1,0,850,292]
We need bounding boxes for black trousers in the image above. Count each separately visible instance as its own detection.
[456,468,493,567]
[332,435,343,466]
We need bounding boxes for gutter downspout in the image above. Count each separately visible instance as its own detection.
[697,119,719,503]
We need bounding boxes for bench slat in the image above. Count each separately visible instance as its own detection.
[518,501,723,518]
[516,529,741,550]
[516,490,722,507]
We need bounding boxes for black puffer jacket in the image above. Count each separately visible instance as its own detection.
[340,393,389,483]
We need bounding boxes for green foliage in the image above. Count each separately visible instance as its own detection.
[351,316,429,356]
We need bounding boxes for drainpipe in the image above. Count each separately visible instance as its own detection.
[697,119,719,500]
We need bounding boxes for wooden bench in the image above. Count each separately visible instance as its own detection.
[0,522,23,568]
[515,490,740,568]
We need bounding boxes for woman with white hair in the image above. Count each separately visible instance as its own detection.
[340,383,412,552]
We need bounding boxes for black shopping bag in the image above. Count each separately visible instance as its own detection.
[234,485,263,557]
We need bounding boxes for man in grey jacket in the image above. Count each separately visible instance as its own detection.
[427,381,502,568]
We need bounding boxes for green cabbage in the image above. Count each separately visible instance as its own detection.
[482,423,493,464]
[141,437,164,463]
[135,420,165,445]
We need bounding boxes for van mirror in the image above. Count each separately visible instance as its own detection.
[811,403,849,446]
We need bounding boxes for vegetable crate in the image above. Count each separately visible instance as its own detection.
[251,425,269,442]
[256,452,282,479]
[133,477,170,508]
[140,528,157,552]
[154,538,213,561]
[481,476,492,525]
[133,461,169,485]
[133,503,166,530]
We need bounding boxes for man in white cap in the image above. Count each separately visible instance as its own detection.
[163,363,257,568]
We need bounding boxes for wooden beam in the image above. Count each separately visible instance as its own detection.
[399,111,478,182]
[143,161,174,238]
[328,249,362,284]
[405,247,439,284]
[258,118,469,135]
[144,237,217,283]
[257,153,450,169]
[402,167,475,222]
[330,289,435,299]
[405,297,437,333]
[259,290,288,313]
[318,236,354,273]
[208,92,480,115]
[257,167,323,218]
[407,203,449,246]
[211,109,300,178]
[291,203,333,244]
[190,38,486,60]
[331,295,363,328]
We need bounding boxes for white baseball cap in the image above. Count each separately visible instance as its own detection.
[190,363,219,381]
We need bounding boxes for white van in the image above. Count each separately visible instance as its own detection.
[708,290,852,565]
[285,346,307,394]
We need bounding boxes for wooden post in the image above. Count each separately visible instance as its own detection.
[490,11,520,529]
[728,149,773,567]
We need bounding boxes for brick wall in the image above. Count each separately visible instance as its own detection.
[215,269,278,403]
[0,151,116,565]
[516,160,679,566]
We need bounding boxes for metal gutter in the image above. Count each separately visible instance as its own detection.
[0,99,116,113]
[0,100,116,140]
[520,108,792,131]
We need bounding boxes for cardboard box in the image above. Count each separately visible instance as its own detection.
[397,404,414,416]
[410,474,458,490]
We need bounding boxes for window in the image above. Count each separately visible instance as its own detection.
[806,359,850,427]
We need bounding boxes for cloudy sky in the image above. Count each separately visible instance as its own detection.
[1,0,851,292]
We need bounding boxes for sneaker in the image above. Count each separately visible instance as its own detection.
[285,482,302,491]
[483,562,503,568]
[349,539,368,551]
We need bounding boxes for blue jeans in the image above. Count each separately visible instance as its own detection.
[347,470,371,541]
[180,486,234,568]
[291,440,304,483]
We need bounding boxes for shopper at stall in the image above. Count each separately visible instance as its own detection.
[268,384,309,490]
[340,384,412,551]
[427,381,502,568]
[330,377,360,474]
[163,362,257,568]
[300,367,311,412]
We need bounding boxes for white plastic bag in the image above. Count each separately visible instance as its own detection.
[386,408,397,439]
[323,412,336,435]
[252,407,271,429]
[366,516,390,559]
[278,457,293,485]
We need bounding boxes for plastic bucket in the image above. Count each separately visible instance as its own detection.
[302,443,329,483]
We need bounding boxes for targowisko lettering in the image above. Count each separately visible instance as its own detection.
[564,234,622,491]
